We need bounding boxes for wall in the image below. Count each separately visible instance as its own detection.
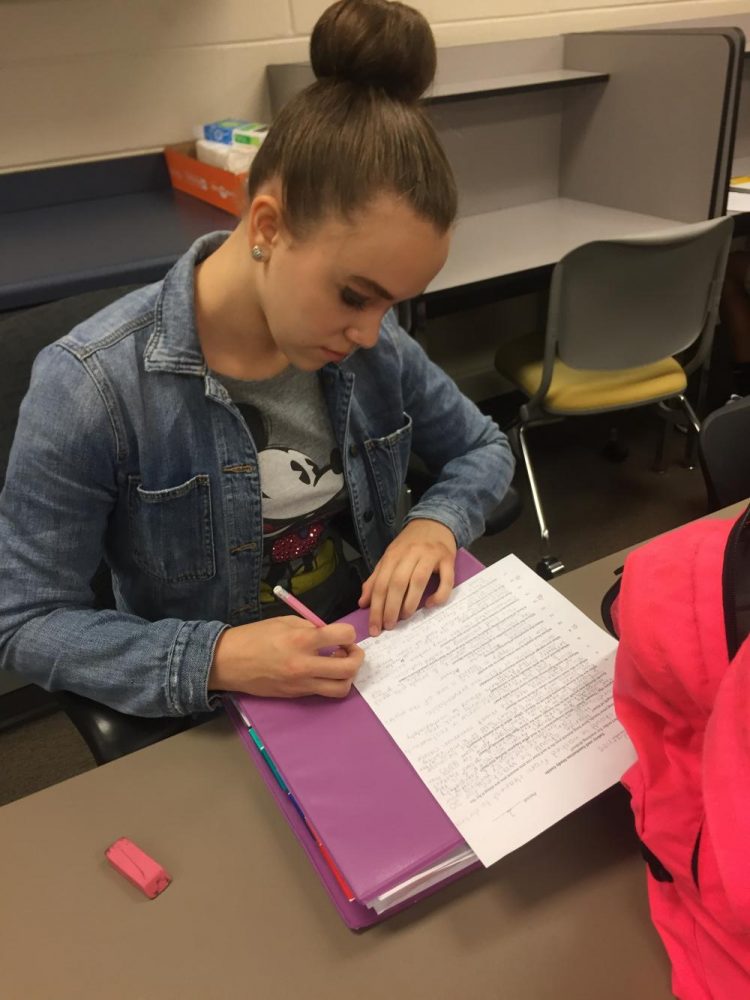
[1,0,748,171]
[2,0,745,400]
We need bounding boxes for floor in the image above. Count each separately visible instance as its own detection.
[0,402,709,807]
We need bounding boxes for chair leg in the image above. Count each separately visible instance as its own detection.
[602,425,629,463]
[518,424,564,577]
[652,402,672,473]
[653,423,668,473]
[693,361,711,421]
[676,394,701,470]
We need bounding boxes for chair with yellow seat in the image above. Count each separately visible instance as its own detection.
[495,216,733,578]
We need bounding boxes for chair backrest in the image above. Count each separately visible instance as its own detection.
[0,288,136,607]
[0,287,137,488]
[0,313,63,489]
[699,395,750,510]
[545,217,733,374]
[1,288,211,763]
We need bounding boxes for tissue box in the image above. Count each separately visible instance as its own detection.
[232,123,269,148]
[164,142,248,216]
[202,118,252,144]
[195,138,258,174]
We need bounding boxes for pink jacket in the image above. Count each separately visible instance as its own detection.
[613,512,750,999]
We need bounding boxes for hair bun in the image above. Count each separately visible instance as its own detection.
[310,0,436,104]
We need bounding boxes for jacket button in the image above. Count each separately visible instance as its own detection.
[363,509,374,522]
[349,444,359,458]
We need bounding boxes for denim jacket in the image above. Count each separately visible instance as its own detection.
[0,233,514,716]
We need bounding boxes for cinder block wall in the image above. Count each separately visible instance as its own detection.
[1,0,747,170]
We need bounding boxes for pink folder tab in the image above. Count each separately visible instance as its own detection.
[228,548,485,929]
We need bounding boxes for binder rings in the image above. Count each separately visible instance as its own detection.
[226,549,484,930]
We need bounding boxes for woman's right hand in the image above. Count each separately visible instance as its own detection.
[207,616,364,699]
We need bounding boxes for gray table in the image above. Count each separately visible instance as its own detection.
[3,504,743,1000]
[429,198,680,292]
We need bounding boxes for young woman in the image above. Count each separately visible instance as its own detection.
[0,0,513,717]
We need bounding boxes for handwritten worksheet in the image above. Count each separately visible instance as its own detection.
[355,554,635,867]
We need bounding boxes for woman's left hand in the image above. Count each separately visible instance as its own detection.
[358,518,457,636]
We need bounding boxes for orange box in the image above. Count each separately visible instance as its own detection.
[164,141,249,217]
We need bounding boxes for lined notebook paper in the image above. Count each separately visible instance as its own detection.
[355,554,635,867]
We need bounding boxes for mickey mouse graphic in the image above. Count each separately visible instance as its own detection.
[236,401,348,598]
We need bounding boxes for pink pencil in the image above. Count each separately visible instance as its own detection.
[272,584,327,627]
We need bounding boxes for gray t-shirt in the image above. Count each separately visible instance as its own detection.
[216,366,358,620]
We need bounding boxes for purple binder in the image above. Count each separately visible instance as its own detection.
[227,548,485,929]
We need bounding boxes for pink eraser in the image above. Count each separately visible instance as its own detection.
[105,837,171,899]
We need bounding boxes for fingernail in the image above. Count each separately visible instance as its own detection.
[369,625,380,637]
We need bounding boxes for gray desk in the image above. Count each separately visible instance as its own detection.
[0,725,667,1000]
[0,154,233,312]
[639,13,750,182]
[430,198,679,293]
[9,507,747,1000]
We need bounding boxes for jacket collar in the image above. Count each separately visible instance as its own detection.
[144,230,232,375]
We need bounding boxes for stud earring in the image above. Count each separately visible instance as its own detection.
[251,245,266,262]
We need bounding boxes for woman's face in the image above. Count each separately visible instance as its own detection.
[255,193,451,370]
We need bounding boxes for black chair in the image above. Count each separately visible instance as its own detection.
[698,395,750,511]
[405,462,521,536]
[54,692,199,766]
[0,289,195,764]
[396,299,522,535]
[598,396,750,644]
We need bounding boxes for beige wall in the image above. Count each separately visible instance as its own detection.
[1,0,748,171]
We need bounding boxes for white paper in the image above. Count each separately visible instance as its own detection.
[368,845,476,914]
[355,555,635,867]
[727,190,750,213]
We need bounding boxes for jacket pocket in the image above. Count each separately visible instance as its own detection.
[689,823,702,889]
[363,413,413,526]
[128,474,216,583]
